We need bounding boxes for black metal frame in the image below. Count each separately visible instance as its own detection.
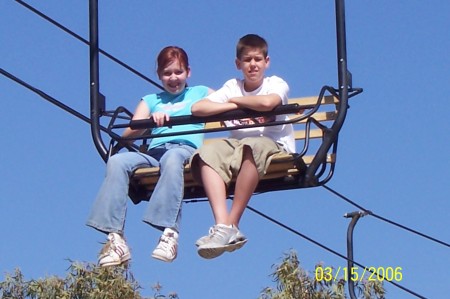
[88,0,362,192]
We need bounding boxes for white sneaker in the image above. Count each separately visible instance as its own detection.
[195,226,216,247]
[196,225,246,247]
[98,233,131,267]
[151,228,178,263]
[197,224,247,259]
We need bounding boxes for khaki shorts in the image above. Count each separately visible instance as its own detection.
[190,136,284,186]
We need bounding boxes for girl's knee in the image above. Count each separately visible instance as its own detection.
[106,152,152,172]
[161,149,189,164]
[106,154,127,170]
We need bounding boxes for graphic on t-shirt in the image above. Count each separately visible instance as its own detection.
[158,101,188,113]
[225,115,276,127]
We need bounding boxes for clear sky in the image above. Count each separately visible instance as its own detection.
[1,1,449,298]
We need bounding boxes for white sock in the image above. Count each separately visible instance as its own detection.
[164,227,178,237]
[217,223,232,229]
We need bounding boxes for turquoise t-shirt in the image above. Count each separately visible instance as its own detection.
[142,85,209,149]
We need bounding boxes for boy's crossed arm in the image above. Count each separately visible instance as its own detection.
[191,93,282,117]
[229,93,282,111]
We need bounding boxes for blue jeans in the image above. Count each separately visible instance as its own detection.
[86,143,195,234]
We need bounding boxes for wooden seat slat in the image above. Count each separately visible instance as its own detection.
[133,153,335,189]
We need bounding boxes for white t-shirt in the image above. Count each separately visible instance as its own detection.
[207,76,295,153]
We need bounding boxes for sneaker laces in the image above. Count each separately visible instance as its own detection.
[99,240,112,258]
[210,225,234,241]
[159,233,177,248]
[101,234,126,255]
[207,226,218,236]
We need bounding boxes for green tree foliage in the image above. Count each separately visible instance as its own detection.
[259,251,386,299]
[1,252,385,299]
[0,262,178,299]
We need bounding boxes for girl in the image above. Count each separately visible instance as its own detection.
[86,46,212,265]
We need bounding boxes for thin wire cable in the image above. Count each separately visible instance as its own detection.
[184,198,426,298]
[322,184,450,248]
[0,67,118,139]
[1,68,90,125]
[14,0,164,91]
[245,204,427,299]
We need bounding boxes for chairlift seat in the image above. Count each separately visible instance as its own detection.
[128,95,339,202]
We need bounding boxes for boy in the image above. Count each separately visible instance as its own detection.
[190,34,295,259]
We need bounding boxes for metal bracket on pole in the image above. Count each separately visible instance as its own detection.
[344,210,372,299]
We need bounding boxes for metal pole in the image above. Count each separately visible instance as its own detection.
[344,211,371,299]
[345,211,362,299]
[303,0,350,186]
[89,0,108,161]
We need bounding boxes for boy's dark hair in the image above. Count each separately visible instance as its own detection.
[236,34,268,59]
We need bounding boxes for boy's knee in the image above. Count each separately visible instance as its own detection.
[199,141,224,153]
[242,145,255,160]
[243,144,252,153]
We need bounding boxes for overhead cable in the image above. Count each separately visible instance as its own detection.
[323,184,450,248]
[245,203,427,299]
[0,67,122,143]
[185,198,426,298]
[15,0,164,91]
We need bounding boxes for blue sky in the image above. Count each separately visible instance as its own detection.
[1,1,449,298]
